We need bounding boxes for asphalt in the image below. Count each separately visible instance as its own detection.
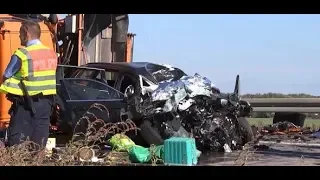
[199,136,320,166]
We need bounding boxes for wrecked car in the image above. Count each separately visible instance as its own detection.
[63,62,254,152]
[127,73,253,152]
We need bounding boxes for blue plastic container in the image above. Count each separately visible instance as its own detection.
[164,137,198,166]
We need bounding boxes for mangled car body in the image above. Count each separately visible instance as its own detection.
[125,66,253,152]
[63,62,253,152]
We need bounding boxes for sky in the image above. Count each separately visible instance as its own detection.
[58,14,320,95]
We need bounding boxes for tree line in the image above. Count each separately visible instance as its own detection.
[241,93,320,118]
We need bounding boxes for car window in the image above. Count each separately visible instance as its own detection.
[102,71,121,88]
[104,71,119,80]
[73,69,100,79]
[62,78,124,100]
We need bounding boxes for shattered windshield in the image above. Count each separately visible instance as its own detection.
[145,64,187,83]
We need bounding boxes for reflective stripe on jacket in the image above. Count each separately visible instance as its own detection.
[0,44,58,96]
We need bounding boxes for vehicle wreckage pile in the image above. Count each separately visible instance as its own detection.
[126,65,253,152]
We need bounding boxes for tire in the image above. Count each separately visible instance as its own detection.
[120,108,148,146]
[273,112,306,127]
[139,120,164,146]
[238,117,254,144]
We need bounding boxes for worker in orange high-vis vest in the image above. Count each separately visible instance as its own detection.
[0,20,57,150]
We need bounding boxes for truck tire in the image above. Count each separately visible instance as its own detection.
[238,117,254,144]
[273,112,306,127]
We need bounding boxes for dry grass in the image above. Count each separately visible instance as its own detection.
[0,103,139,166]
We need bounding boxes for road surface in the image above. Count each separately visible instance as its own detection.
[199,136,320,166]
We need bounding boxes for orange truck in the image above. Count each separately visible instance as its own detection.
[0,14,135,128]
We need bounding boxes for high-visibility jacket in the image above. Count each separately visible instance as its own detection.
[0,44,58,96]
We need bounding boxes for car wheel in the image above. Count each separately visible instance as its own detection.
[139,120,164,146]
[238,117,254,144]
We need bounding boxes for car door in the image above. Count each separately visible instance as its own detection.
[58,78,126,130]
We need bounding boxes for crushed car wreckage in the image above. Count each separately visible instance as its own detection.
[55,62,253,153]
[124,64,254,152]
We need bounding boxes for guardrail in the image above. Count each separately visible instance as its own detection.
[242,98,320,113]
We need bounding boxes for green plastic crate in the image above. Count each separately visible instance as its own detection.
[164,137,198,166]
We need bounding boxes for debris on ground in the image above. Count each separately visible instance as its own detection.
[254,121,320,143]
[105,151,130,164]
[223,144,232,153]
[107,135,202,165]
[108,134,136,152]
[261,121,303,135]
[311,131,320,138]
[78,146,99,162]
[128,145,164,164]
[250,120,320,154]
[253,144,269,150]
